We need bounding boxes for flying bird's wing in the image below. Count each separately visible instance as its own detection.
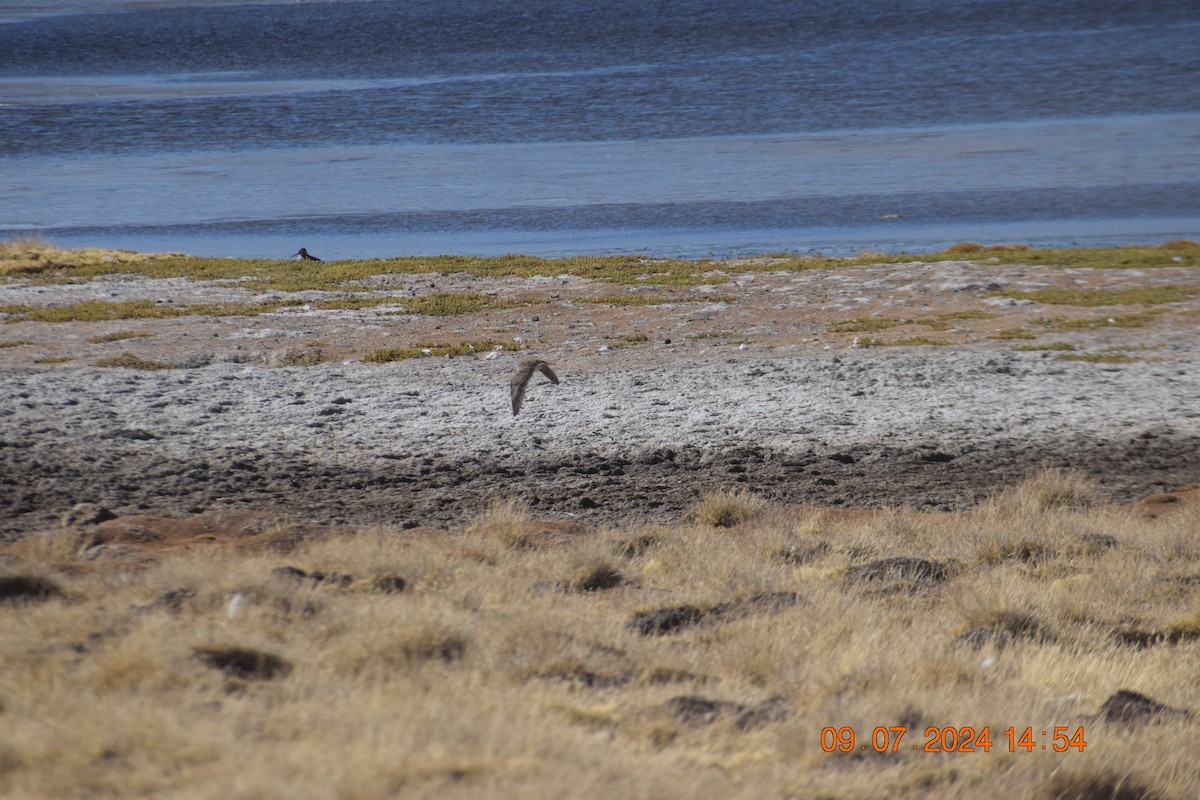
[510,360,558,416]
[536,361,559,385]
[510,360,538,416]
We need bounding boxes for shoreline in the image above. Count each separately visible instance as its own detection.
[28,214,1200,263]
[2,244,1198,537]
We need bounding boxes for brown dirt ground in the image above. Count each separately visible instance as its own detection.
[2,256,1198,370]
[3,252,1198,541]
[5,485,1196,575]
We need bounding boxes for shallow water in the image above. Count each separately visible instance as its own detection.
[2,0,1198,257]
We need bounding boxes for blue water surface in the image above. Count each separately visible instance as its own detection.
[1,0,1198,258]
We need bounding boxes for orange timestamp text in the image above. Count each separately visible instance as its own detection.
[820,725,1087,754]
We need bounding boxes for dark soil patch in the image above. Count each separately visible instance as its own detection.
[194,646,293,681]
[1094,689,1191,726]
[3,432,1197,540]
[662,695,791,730]
[628,605,706,636]
[0,573,65,603]
[845,556,949,584]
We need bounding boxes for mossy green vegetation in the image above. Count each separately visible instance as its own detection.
[684,330,734,340]
[990,308,1180,344]
[1012,342,1075,352]
[0,338,33,348]
[0,298,299,323]
[604,333,650,347]
[1055,352,1137,364]
[1,248,733,289]
[87,330,154,344]
[5,242,1197,291]
[854,335,952,348]
[919,309,998,330]
[887,336,953,347]
[832,309,997,335]
[1040,310,1168,331]
[579,293,709,307]
[830,317,907,333]
[93,352,173,369]
[995,285,1197,306]
[990,327,1038,340]
[273,348,337,367]
[395,292,541,317]
[1,293,539,323]
[362,340,524,363]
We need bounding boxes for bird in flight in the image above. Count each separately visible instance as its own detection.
[510,360,559,416]
[292,248,322,262]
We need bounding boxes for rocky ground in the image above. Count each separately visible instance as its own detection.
[2,255,1198,539]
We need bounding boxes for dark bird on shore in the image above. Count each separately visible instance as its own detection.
[292,248,321,262]
[511,359,559,416]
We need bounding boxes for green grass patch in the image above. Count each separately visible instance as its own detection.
[995,285,1197,306]
[2,299,186,322]
[274,348,336,367]
[889,336,953,347]
[0,339,32,348]
[313,295,412,311]
[1039,310,1169,331]
[306,292,534,314]
[1,293,538,323]
[93,352,173,369]
[33,355,73,364]
[362,340,524,363]
[5,244,1198,291]
[87,330,153,344]
[0,299,302,323]
[831,310,992,334]
[990,327,1038,340]
[5,252,734,290]
[768,243,1200,272]
[578,293,731,306]
[610,333,649,345]
[919,309,998,330]
[1013,342,1075,352]
[852,334,951,347]
[830,317,907,333]
[1055,352,1137,364]
[394,292,540,317]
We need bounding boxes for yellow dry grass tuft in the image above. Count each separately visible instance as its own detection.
[464,496,539,548]
[688,487,771,528]
[983,467,1106,516]
[1,483,1199,799]
[0,236,182,278]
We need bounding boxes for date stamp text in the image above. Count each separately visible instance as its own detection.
[820,725,1087,753]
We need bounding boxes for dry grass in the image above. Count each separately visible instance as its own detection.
[982,467,1106,516]
[688,487,771,528]
[2,472,1197,798]
[0,237,181,278]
